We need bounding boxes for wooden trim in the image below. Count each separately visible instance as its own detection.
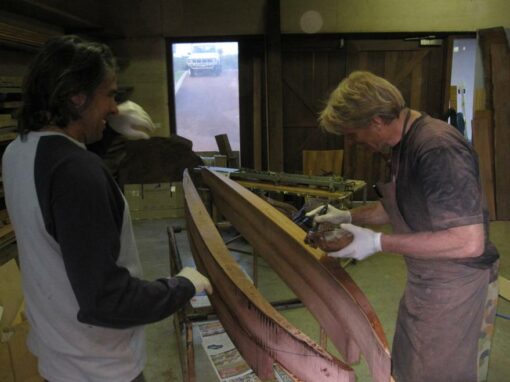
[201,168,391,382]
[183,170,354,381]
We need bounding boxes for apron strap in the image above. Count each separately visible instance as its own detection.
[392,108,412,181]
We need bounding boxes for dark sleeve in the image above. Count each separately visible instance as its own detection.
[417,142,484,231]
[50,155,195,328]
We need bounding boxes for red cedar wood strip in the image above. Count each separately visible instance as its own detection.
[201,168,391,382]
[183,170,354,382]
[490,43,510,219]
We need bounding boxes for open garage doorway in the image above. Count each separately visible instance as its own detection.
[170,41,240,155]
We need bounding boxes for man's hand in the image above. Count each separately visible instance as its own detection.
[176,267,213,294]
[306,204,352,224]
[327,224,382,261]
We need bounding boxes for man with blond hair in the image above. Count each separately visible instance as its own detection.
[308,71,498,381]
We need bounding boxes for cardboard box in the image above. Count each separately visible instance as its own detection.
[124,182,184,220]
[0,260,42,382]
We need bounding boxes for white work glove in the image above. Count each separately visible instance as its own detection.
[107,100,156,140]
[306,204,352,224]
[328,223,382,261]
[176,267,213,294]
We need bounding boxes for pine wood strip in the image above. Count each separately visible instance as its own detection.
[472,110,496,220]
[183,170,354,381]
[491,43,510,219]
[201,168,391,382]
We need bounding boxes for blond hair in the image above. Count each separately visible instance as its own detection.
[319,71,405,134]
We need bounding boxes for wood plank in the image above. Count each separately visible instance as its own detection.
[183,170,354,381]
[491,43,510,219]
[474,89,486,112]
[450,86,458,110]
[472,110,496,220]
[478,27,508,110]
[214,134,236,168]
[0,21,56,48]
[202,168,391,382]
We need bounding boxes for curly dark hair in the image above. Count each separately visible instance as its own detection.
[18,35,117,136]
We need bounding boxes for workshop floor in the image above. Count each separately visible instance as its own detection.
[134,218,510,382]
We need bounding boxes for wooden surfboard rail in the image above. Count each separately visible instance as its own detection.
[200,168,391,382]
[183,170,355,381]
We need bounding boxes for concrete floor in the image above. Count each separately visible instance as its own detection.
[134,218,510,382]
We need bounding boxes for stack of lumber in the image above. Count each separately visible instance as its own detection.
[0,76,21,143]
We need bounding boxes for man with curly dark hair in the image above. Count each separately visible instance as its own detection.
[3,35,212,382]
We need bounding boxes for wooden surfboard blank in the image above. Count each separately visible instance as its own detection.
[183,170,354,382]
[201,168,391,382]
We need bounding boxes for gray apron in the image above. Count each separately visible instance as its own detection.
[377,112,492,382]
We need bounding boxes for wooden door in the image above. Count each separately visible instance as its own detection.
[281,37,347,174]
[344,39,447,198]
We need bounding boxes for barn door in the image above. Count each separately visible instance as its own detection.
[282,37,347,174]
[345,39,447,198]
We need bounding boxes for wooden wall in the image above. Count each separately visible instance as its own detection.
[281,0,510,33]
